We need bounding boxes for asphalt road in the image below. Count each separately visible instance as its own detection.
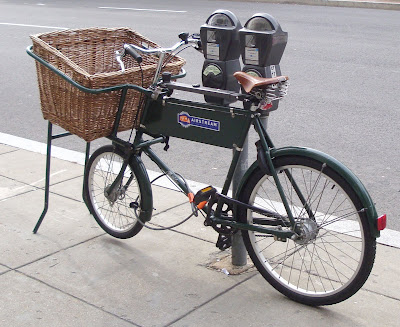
[0,0,399,230]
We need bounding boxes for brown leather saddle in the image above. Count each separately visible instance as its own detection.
[233,71,289,93]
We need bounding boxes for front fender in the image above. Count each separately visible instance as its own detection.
[235,146,380,238]
[130,155,153,222]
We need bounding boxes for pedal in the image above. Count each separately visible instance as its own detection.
[193,186,217,209]
[216,234,232,251]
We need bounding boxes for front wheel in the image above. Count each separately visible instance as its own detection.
[84,145,151,239]
[237,155,376,306]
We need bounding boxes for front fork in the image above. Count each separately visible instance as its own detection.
[252,116,316,234]
[252,116,298,228]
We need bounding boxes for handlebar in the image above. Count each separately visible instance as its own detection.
[125,35,200,57]
[115,33,201,82]
[124,44,142,64]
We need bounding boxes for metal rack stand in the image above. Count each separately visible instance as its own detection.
[33,121,91,234]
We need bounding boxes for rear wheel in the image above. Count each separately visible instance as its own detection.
[84,145,148,239]
[238,155,376,306]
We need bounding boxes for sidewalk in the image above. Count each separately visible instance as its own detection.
[0,137,400,326]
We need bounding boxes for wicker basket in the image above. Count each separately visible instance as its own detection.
[31,27,186,141]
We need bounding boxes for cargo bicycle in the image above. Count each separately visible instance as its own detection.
[28,31,386,307]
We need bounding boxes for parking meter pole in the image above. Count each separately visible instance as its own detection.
[231,136,248,266]
[260,114,269,130]
[199,10,247,265]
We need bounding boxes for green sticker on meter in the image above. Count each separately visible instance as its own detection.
[203,64,222,76]
[246,70,262,77]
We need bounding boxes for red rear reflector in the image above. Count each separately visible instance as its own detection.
[261,102,273,110]
[377,214,387,231]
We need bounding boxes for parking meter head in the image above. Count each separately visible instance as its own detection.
[239,13,288,67]
[239,13,288,113]
[200,9,242,61]
[200,10,242,105]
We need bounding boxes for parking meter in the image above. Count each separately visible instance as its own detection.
[200,10,242,105]
[239,13,288,111]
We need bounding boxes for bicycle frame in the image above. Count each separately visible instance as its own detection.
[27,44,381,238]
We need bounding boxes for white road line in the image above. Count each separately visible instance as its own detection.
[99,7,187,13]
[0,22,68,29]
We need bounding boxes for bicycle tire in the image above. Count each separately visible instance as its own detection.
[84,145,150,239]
[237,155,376,306]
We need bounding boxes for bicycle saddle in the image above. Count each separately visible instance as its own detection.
[233,71,289,93]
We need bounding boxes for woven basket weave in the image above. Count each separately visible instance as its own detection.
[31,27,185,141]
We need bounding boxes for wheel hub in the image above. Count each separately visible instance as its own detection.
[294,218,319,245]
[104,185,125,204]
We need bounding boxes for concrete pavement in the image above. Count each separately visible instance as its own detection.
[1,136,400,326]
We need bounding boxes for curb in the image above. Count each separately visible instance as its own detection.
[238,0,400,11]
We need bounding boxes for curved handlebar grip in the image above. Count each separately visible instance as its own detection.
[124,44,143,64]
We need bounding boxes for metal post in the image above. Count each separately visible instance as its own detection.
[231,113,268,266]
[260,114,269,132]
[231,135,248,266]
[82,142,91,207]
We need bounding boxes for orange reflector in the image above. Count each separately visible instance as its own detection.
[188,193,194,203]
[377,214,387,231]
[197,201,207,210]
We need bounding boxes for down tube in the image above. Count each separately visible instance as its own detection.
[142,146,191,195]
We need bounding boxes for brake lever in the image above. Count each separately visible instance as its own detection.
[115,50,126,73]
[194,40,202,53]
[190,33,202,52]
